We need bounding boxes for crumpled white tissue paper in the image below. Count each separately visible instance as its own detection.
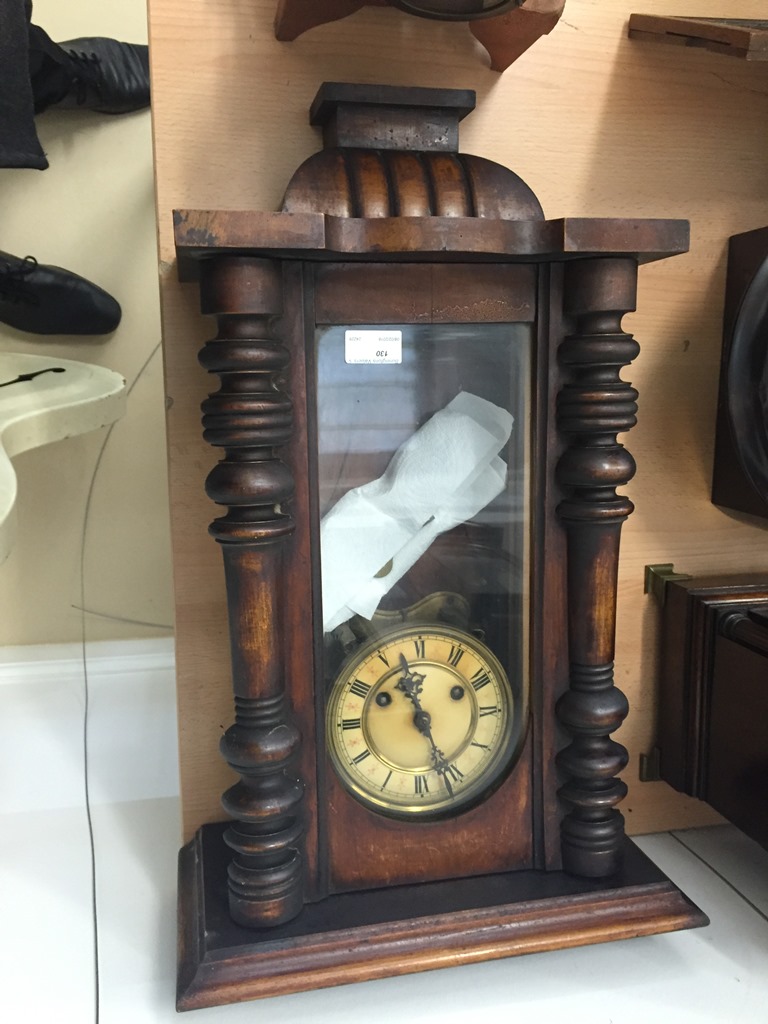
[320,391,513,632]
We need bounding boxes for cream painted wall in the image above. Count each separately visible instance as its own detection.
[149,0,768,838]
[0,0,174,644]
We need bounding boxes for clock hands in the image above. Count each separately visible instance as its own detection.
[396,654,455,797]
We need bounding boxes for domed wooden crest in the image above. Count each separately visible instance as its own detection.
[281,84,543,221]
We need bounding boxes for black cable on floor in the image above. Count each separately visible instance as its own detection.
[78,342,163,1024]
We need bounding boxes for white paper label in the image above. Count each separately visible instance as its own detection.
[344,330,403,365]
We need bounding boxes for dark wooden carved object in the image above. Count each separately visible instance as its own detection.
[556,259,637,877]
[173,83,705,1011]
[198,258,305,927]
[711,226,768,521]
[656,574,768,850]
[273,0,566,72]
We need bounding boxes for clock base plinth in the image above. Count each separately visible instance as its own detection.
[177,822,707,1011]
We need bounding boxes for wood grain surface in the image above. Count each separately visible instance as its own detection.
[148,0,768,841]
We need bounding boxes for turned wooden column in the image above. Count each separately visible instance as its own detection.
[198,256,304,927]
[555,257,638,878]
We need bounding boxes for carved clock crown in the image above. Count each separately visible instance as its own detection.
[280,82,544,221]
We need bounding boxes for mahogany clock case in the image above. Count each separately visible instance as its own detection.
[173,83,706,1010]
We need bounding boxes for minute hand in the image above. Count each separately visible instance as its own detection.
[396,655,454,797]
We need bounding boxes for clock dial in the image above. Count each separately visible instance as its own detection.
[326,624,518,818]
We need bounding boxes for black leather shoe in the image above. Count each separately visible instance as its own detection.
[53,38,150,114]
[0,251,121,335]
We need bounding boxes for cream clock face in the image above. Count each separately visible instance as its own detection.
[326,625,517,818]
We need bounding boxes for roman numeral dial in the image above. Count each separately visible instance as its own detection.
[326,623,520,819]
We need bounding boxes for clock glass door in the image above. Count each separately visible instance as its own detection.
[315,318,532,821]
[306,261,540,892]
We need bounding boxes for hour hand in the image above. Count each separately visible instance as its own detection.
[396,654,424,706]
[397,653,416,687]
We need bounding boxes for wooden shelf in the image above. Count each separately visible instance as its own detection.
[629,15,768,61]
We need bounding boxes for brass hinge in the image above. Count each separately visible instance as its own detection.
[639,746,661,782]
[644,563,692,607]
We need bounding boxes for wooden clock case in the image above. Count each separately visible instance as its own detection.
[173,83,706,1011]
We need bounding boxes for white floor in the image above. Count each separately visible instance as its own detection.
[2,640,768,1024]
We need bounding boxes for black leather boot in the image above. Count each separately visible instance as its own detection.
[33,36,150,115]
[0,251,121,335]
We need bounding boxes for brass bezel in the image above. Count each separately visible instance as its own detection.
[326,623,526,819]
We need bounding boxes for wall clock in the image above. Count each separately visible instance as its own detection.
[273,1,567,72]
[711,225,768,521]
[173,81,706,1010]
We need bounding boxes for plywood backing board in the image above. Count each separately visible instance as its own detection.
[147,0,768,841]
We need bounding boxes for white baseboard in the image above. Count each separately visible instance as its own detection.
[0,636,175,682]
[0,636,179,815]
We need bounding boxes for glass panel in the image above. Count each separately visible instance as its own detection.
[316,322,531,819]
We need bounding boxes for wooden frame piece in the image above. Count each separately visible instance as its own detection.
[659,573,768,811]
[178,824,705,1009]
[629,15,768,62]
